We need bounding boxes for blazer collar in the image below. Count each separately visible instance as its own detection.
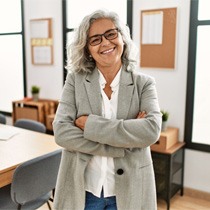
[84,68,102,116]
[84,65,134,119]
[117,65,134,119]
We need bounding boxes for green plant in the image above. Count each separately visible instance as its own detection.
[161,110,169,122]
[31,85,40,94]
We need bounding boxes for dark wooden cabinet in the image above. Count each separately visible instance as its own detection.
[151,142,185,210]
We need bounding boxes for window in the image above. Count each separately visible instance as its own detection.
[0,0,25,114]
[62,0,132,81]
[185,0,210,152]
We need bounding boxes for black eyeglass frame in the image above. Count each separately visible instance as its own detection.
[88,28,120,46]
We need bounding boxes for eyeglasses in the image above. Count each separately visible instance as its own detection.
[88,28,119,46]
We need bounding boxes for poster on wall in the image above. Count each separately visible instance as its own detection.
[30,18,53,65]
[142,11,163,45]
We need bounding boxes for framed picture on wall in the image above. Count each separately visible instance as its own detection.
[30,18,53,65]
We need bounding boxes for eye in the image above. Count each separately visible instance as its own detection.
[105,30,118,39]
[107,32,116,38]
[89,36,101,45]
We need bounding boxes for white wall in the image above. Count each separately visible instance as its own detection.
[24,0,63,99]
[133,0,210,193]
[23,0,210,193]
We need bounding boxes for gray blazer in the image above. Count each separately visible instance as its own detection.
[53,65,162,210]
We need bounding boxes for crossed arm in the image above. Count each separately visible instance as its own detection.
[75,111,147,130]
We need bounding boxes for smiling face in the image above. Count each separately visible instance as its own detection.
[88,18,124,71]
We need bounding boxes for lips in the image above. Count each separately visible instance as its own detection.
[101,47,115,54]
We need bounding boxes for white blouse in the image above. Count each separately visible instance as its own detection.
[84,68,121,198]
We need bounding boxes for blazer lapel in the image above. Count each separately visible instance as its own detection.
[84,66,134,119]
[117,66,134,119]
[84,69,102,116]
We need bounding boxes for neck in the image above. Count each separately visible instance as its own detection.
[98,63,122,84]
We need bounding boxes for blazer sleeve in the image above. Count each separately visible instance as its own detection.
[84,76,162,149]
[53,73,124,158]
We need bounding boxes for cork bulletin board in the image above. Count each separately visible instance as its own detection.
[140,8,177,69]
[30,18,53,65]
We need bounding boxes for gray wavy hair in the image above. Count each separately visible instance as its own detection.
[66,9,138,73]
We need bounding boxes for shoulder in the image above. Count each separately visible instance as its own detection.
[65,70,87,84]
[131,69,156,85]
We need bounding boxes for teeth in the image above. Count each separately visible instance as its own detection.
[102,48,114,54]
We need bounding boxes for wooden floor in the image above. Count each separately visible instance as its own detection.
[157,193,210,210]
[38,193,210,210]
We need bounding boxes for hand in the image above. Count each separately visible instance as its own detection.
[75,115,88,130]
[136,111,146,119]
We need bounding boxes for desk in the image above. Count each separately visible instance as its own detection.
[0,124,60,188]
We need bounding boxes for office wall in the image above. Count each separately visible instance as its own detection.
[23,0,210,193]
[133,0,210,193]
[24,0,63,99]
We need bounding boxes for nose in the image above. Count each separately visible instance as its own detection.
[101,35,111,46]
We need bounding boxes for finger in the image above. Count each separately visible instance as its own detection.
[137,111,146,119]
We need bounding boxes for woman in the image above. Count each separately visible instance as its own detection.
[53,9,162,210]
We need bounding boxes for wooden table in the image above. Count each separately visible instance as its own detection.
[0,124,60,188]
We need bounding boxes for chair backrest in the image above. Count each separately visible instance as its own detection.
[14,118,46,133]
[11,149,62,206]
[0,113,6,124]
